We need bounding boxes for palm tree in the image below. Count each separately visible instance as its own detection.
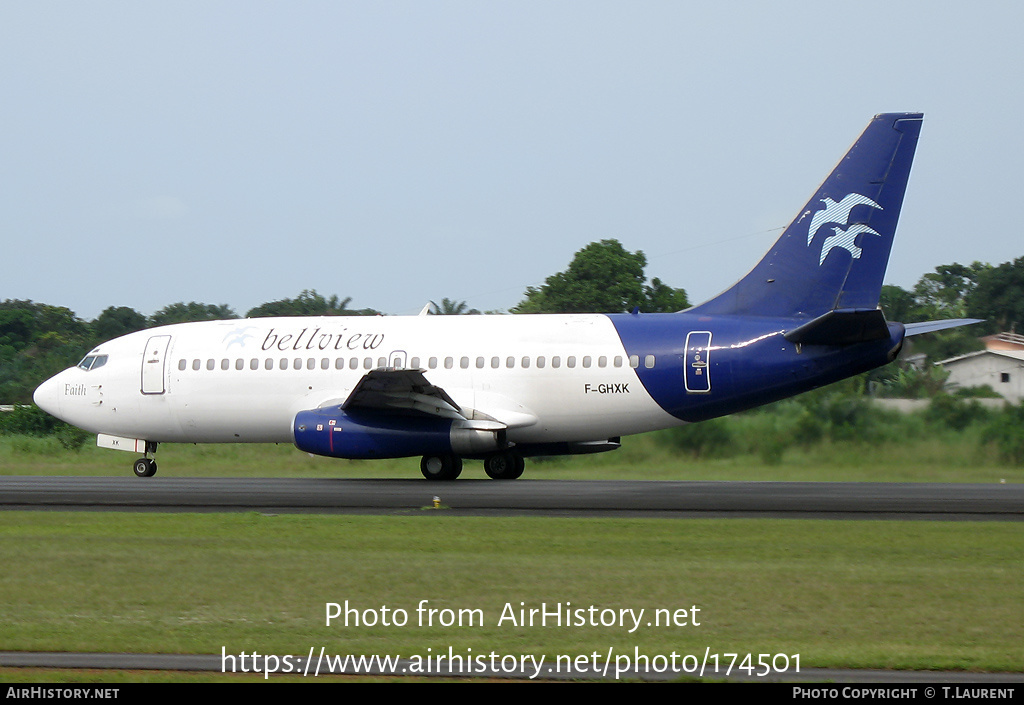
[429,298,480,315]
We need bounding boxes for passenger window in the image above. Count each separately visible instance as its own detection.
[506,356,515,368]
[250,359,259,370]
[429,357,438,369]
[265,358,273,370]
[461,357,470,369]
[321,358,330,370]
[537,356,545,368]
[178,360,187,371]
[552,356,561,368]
[193,359,201,371]
[280,358,289,370]
[598,356,607,368]
[521,356,530,369]
[475,357,485,369]
[221,359,229,370]
[294,358,302,370]
[583,356,592,368]
[444,357,453,369]
[614,356,623,368]
[411,357,420,369]
[377,357,386,368]
[364,358,373,369]
[308,358,316,370]
[490,356,499,369]
[235,359,244,370]
[206,359,215,371]
[349,358,359,370]
[645,355,656,369]
[567,356,576,368]
[629,355,639,369]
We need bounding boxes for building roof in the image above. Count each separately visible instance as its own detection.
[982,331,1024,351]
[936,348,1024,367]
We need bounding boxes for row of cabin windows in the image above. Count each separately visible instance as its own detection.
[177,354,657,373]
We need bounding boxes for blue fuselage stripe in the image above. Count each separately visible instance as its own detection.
[606,313,903,421]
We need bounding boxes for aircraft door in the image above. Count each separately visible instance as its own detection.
[684,331,712,394]
[141,335,172,395]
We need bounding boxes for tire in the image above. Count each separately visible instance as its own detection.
[420,454,462,481]
[483,451,525,480]
[133,458,157,478]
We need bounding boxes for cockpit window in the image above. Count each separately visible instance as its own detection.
[77,355,108,371]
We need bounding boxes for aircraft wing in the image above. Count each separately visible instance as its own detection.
[340,368,539,430]
[342,368,466,420]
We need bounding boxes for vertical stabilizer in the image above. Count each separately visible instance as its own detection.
[689,113,923,319]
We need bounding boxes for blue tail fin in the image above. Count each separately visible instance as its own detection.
[689,113,923,319]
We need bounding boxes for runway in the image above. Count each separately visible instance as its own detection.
[1,477,1022,519]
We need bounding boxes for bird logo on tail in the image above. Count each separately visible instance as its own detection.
[807,193,883,265]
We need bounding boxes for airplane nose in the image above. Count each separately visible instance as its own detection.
[33,375,62,418]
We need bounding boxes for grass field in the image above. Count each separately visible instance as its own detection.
[1,428,1021,679]
[0,426,1018,484]
[1,512,1022,675]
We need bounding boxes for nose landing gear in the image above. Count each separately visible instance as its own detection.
[133,458,157,477]
[132,441,160,478]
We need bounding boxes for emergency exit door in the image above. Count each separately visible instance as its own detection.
[684,331,712,394]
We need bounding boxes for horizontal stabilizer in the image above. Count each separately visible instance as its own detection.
[784,309,890,345]
[904,318,983,337]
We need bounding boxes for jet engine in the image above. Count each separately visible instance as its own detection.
[292,407,504,459]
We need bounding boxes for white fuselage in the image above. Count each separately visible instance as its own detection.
[33,314,682,449]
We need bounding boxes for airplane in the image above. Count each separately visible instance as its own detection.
[32,112,979,481]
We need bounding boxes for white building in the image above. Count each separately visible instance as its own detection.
[937,349,1024,404]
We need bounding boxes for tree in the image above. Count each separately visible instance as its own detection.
[512,239,688,314]
[912,262,983,318]
[149,302,237,326]
[429,298,480,315]
[245,290,379,318]
[0,308,35,352]
[643,278,690,313]
[967,256,1024,334]
[91,306,149,344]
[0,301,90,404]
[878,284,920,323]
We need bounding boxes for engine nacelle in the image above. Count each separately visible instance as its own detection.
[293,408,504,459]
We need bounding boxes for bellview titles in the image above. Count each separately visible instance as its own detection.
[34,113,978,480]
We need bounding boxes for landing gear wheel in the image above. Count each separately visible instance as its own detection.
[483,451,525,480]
[133,458,157,478]
[420,455,462,481]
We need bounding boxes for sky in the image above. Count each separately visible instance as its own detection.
[2,2,1023,321]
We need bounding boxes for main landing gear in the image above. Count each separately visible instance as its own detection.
[420,454,462,481]
[483,450,525,480]
[419,451,525,481]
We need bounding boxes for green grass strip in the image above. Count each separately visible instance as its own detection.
[1,512,1021,673]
